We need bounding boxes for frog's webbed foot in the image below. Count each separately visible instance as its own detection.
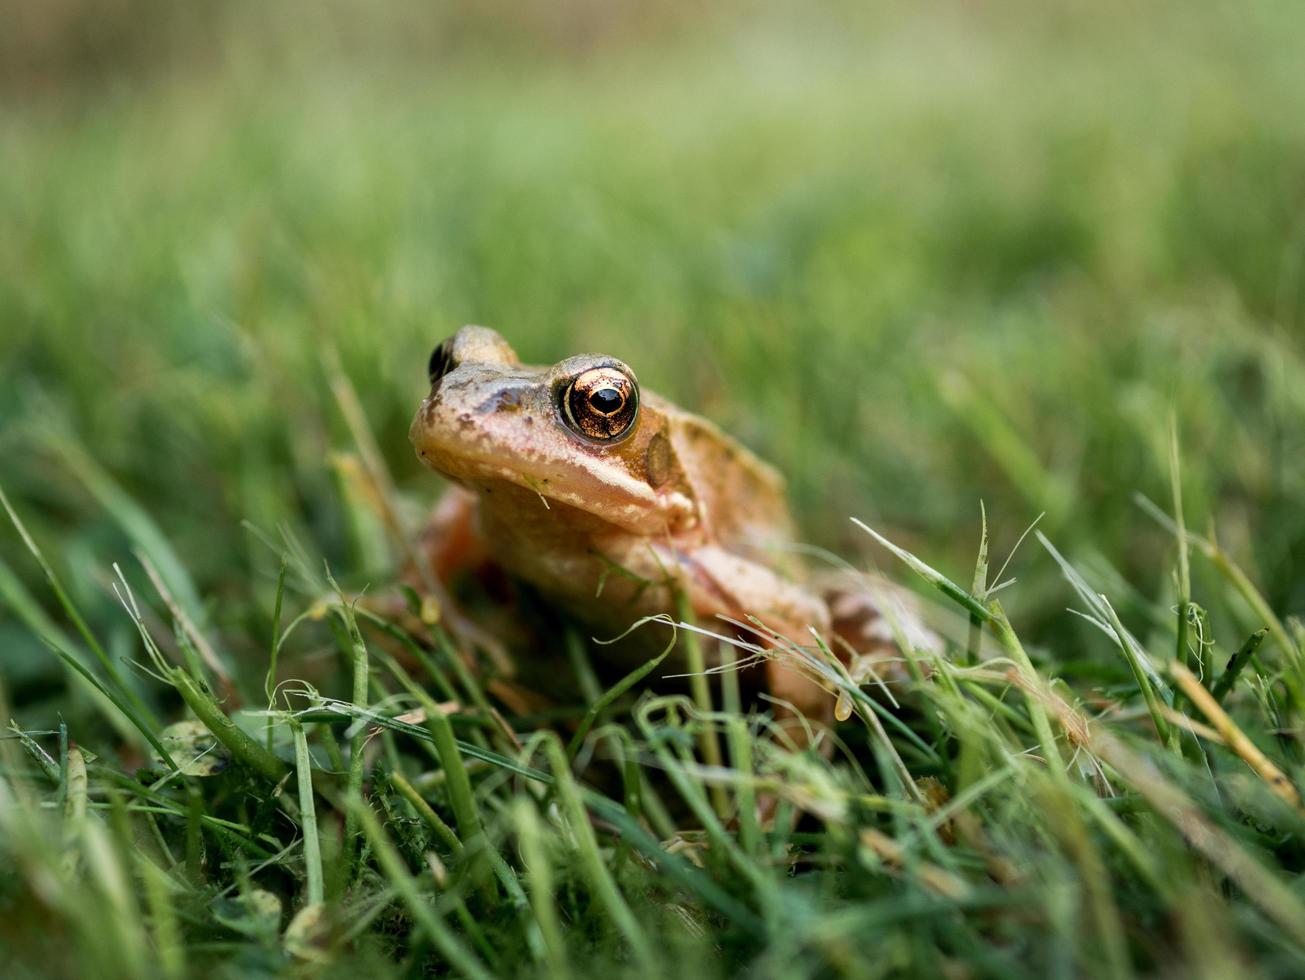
[756,576,944,744]
[822,578,944,685]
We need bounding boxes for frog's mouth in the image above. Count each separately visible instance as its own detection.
[416,441,670,536]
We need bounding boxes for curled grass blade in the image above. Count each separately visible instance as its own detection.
[569,622,675,758]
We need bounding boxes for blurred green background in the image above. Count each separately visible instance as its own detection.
[3,0,1305,722]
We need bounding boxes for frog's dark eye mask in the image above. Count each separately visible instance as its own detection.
[561,365,639,442]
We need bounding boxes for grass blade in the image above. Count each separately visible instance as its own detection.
[568,636,673,758]
[291,720,325,905]
[852,517,991,622]
[543,736,656,964]
[1169,661,1301,811]
[351,798,493,980]
[1212,628,1268,703]
[171,668,286,782]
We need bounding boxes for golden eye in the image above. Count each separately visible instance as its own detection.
[563,367,639,441]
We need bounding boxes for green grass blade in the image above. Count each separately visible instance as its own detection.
[967,502,989,664]
[351,797,494,980]
[41,637,175,768]
[567,639,673,759]
[291,720,324,906]
[170,668,286,782]
[543,736,655,964]
[852,517,991,622]
[1,486,159,730]
[1212,628,1268,704]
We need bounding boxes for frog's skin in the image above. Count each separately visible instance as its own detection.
[410,326,919,726]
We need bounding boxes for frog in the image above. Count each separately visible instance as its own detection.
[409,325,936,730]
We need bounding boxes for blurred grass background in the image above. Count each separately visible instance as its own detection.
[7,3,1305,976]
[3,0,1305,764]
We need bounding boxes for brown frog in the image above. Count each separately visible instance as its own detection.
[409,326,933,727]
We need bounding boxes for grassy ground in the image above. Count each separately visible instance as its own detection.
[4,1,1305,976]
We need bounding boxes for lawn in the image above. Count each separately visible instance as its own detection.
[4,2,1305,976]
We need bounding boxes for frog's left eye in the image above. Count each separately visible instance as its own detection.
[563,367,639,442]
[428,338,456,385]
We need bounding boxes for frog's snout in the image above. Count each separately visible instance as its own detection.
[410,370,535,476]
[409,395,439,463]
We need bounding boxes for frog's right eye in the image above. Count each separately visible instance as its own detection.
[562,366,639,442]
[428,339,456,385]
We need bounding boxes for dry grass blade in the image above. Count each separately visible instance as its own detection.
[1168,661,1302,811]
[1030,675,1305,951]
[136,550,232,689]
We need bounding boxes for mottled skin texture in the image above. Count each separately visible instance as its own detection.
[410,326,881,725]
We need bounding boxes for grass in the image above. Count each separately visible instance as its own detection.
[4,1,1305,976]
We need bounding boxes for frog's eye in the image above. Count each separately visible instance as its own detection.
[428,338,456,385]
[563,367,639,442]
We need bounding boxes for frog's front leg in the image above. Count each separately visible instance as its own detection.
[682,550,943,739]
[408,486,522,678]
[682,546,839,737]
[418,486,493,584]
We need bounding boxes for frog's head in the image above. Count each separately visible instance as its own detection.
[410,326,697,534]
